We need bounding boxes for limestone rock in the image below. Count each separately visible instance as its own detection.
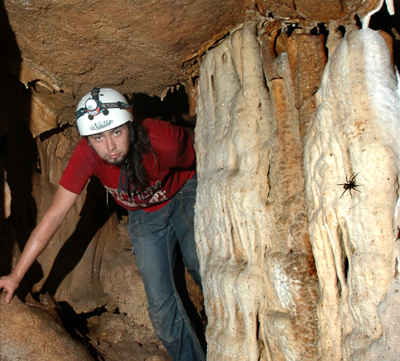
[0,293,93,361]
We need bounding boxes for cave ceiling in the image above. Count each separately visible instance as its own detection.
[0,0,383,135]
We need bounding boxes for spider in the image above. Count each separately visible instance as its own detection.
[338,172,362,198]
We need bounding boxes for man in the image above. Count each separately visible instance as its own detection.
[0,87,206,361]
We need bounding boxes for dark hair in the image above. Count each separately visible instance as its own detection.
[124,121,153,193]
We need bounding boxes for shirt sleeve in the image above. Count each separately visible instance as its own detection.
[59,138,96,194]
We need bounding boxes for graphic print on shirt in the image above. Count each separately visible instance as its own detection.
[104,180,168,208]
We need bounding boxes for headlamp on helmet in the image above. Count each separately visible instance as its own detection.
[75,87,133,136]
[85,97,100,114]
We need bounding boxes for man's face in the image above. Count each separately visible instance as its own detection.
[87,124,130,166]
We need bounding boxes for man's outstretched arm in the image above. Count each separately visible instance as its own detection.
[0,185,78,303]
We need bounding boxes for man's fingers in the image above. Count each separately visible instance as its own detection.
[5,288,14,303]
[0,278,17,303]
[0,287,12,304]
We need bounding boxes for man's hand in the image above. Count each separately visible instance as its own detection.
[0,274,20,303]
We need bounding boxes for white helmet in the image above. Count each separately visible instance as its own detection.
[75,87,133,136]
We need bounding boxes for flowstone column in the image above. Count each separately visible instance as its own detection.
[195,22,319,360]
[304,27,400,360]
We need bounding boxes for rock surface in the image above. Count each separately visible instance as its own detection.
[0,293,94,361]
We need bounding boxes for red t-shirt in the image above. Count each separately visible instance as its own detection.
[59,118,196,212]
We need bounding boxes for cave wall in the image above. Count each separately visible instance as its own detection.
[195,4,400,361]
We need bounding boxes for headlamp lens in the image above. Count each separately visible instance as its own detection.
[85,98,99,112]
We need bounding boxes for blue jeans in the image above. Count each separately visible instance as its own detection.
[127,175,206,361]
